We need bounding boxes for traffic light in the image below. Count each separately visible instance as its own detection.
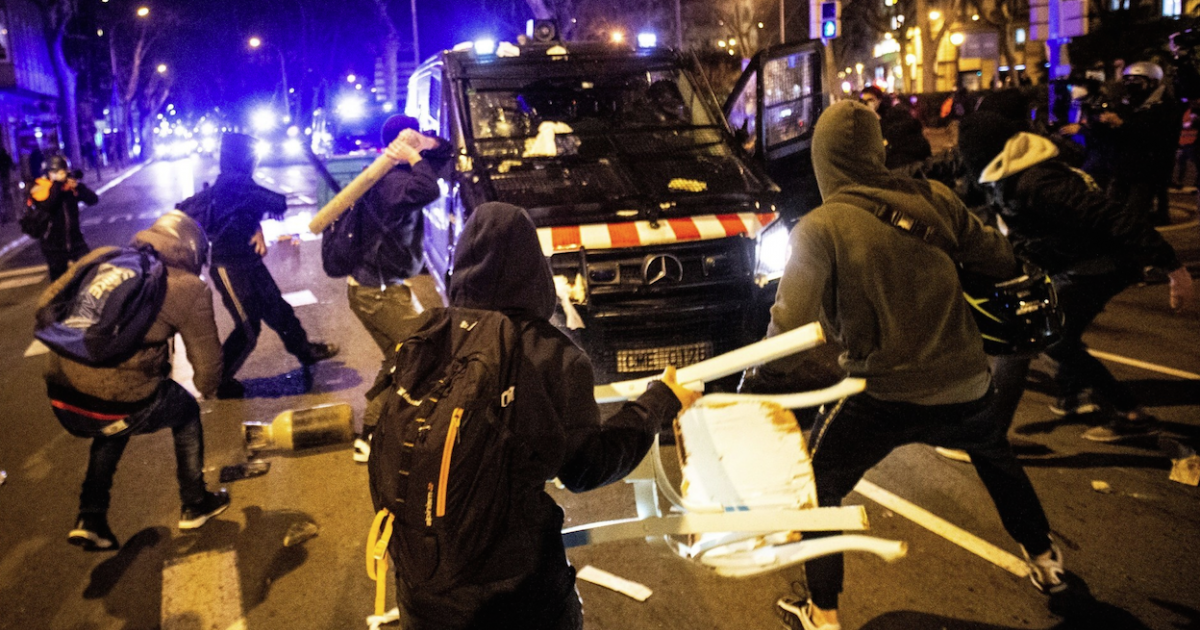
[820,1,841,39]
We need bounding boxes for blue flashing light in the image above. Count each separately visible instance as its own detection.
[474,38,496,55]
[822,20,838,38]
[637,32,657,48]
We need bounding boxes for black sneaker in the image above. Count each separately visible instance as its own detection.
[179,489,231,530]
[68,513,119,551]
[216,379,245,400]
[1049,391,1101,416]
[1081,416,1161,443]
[299,342,339,366]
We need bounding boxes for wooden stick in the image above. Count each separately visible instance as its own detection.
[306,152,398,234]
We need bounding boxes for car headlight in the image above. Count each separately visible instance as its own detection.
[255,140,272,158]
[754,220,790,286]
[283,138,303,156]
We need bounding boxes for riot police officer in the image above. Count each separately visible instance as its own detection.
[177,133,337,398]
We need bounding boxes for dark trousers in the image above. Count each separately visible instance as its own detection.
[212,260,312,379]
[59,380,207,514]
[1110,174,1168,226]
[348,282,423,429]
[1045,268,1141,413]
[41,242,90,281]
[803,386,1051,610]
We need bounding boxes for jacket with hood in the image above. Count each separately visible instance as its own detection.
[767,101,1015,405]
[28,176,99,251]
[43,211,223,407]
[176,172,286,267]
[351,140,453,287]
[979,132,1182,275]
[395,201,680,629]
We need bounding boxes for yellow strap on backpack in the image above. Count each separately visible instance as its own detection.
[366,508,395,617]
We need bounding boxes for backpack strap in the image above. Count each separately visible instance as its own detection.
[365,508,395,617]
[826,191,956,255]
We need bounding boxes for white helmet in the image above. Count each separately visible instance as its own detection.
[1123,61,1163,82]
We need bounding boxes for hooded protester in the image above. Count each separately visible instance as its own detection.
[959,111,1194,442]
[348,115,454,463]
[43,211,230,551]
[388,202,698,630]
[860,86,931,170]
[749,101,1065,629]
[27,155,100,280]
[177,133,338,398]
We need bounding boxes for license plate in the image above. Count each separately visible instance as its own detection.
[615,341,713,373]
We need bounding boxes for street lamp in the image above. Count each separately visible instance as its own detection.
[928,10,941,20]
[249,36,289,122]
[949,32,965,46]
[156,63,167,74]
[137,6,149,17]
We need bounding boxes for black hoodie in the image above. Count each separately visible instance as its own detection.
[421,202,680,629]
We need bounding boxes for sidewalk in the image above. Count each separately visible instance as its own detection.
[0,161,146,266]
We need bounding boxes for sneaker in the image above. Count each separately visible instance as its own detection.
[68,513,119,551]
[935,447,972,463]
[299,342,339,366]
[1049,391,1101,416]
[179,489,231,529]
[353,437,371,463]
[216,379,245,400]
[1081,416,1161,443]
[777,597,840,630]
[1021,539,1067,594]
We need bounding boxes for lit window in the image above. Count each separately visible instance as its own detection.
[1162,0,1181,16]
[1015,28,1026,44]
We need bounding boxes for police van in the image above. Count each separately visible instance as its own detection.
[406,38,825,379]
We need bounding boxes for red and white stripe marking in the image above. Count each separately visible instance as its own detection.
[536,212,778,256]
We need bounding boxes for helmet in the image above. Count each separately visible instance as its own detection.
[959,269,1062,355]
[44,155,70,174]
[1123,61,1163,82]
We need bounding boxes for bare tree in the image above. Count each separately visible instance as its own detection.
[34,0,82,166]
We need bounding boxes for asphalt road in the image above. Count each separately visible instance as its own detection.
[0,156,1197,630]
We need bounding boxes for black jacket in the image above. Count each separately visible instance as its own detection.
[176,172,286,266]
[352,141,453,286]
[403,201,681,629]
[981,133,1181,275]
[28,177,98,251]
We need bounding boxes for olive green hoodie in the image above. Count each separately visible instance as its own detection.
[767,101,1014,404]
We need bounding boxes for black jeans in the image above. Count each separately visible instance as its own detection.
[63,380,207,514]
[803,387,1051,610]
[212,260,312,379]
[41,242,90,281]
[1045,268,1141,413]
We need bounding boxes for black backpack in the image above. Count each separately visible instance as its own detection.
[19,196,54,239]
[366,307,533,615]
[35,246,168,366]
[320,200,364,278]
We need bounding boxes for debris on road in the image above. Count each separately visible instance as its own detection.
[1160,438,1200,486]
[577,565,653,601]
[219,460,271,482]
[244,403,354,452]
[283,520,319,547]
[1091,480,1113,494]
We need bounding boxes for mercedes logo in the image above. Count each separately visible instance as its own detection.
[642,254,684,285]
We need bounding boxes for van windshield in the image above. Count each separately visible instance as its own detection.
[467,68,716,143]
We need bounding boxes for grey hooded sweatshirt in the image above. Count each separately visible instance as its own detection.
[767,101,1015,404]
[43,211,222,405]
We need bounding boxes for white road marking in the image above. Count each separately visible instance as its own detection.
[282,290,318,307]
[854,479,1030,577]
[161,549,246,630]
[280,185,294,193]
[24,340,49,357]
[94,163,147,195]
[139,210,163,220]
[296,195,315,205]
[1089,349,1200,380]
[0,235,31,261]
[81,217,104,227]
[0,264,47,279]
[108,213,133,223]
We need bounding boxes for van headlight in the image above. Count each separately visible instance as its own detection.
[754,220,790,286]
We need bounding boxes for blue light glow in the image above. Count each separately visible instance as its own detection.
[474,38,497,55]
[637,32,657,48]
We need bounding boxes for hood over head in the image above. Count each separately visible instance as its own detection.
[812,100,892,198]
[977,132,1060,183]
[448,202,556,321]
[131,210,209,274]
[219,133,258,175]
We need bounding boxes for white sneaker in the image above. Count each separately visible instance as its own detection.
[777,597,840,630]
[353,438,370,463]
[1021,539,1067,594]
